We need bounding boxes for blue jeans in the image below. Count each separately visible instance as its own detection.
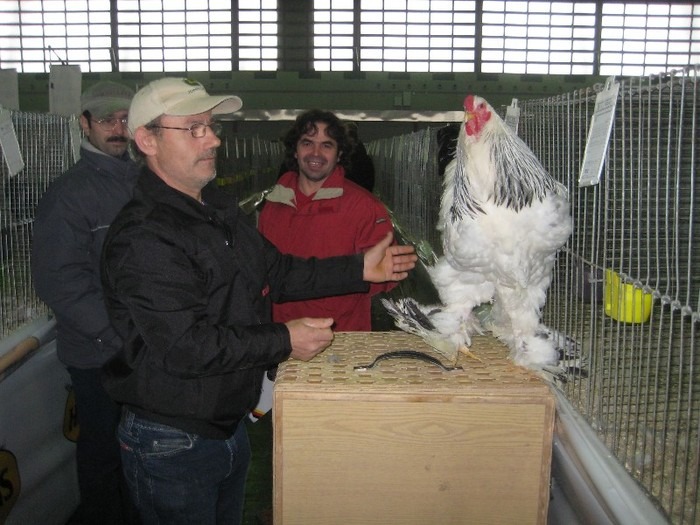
[118,409,251,525]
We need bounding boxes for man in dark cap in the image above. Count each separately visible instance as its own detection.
[32,80,139,524]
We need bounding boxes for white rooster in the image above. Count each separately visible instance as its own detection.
[383,94,572,372]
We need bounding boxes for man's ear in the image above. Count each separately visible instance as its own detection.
[134,127,157,155]
[79,114,91,135]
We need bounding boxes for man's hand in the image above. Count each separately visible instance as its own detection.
[363,232,417,283]
[285,317,335,361]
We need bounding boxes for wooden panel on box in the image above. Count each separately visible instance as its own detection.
[273,332,555,525]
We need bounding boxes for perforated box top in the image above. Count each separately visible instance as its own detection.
[275,331,551,397]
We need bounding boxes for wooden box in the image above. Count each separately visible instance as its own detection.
[273,332,555,525]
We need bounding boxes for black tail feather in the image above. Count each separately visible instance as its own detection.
[381,297,441,332]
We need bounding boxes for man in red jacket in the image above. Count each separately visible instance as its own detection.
[258,110,395,331]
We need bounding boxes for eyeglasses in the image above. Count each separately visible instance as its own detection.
[92,117,128,130]
[148,121,223,138]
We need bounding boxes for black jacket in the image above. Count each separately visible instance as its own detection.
[345,141,375,192]
[32,141,139,368]
[101,169,369,438]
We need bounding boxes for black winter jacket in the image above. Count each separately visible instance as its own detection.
[101,169,369,439]
[32,141,139,368]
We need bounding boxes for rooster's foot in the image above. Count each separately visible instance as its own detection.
[459,345,484,363]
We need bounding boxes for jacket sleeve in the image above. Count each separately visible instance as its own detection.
[354,198,398,296]
[102,225,292,379]
[31,184,119,347]
[260,233,370,303]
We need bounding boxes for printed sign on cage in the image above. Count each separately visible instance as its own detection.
[0,109,24,177]
[579,77,620,187]
[505,98,520,134]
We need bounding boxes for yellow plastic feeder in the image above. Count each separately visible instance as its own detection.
[604,270,653,323]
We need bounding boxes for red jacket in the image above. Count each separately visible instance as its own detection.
[258,166,395,330]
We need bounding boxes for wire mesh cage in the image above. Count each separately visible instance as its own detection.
[215,132,283,201]
[368,65,699,524]
[521,66,699,525]
[0,111,72,338]
[368,127,444,259]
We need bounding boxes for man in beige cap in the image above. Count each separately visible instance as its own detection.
[100,77,417,524]
[32,80,139,524]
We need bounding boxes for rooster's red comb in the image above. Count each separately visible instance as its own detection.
[464,94,475,111]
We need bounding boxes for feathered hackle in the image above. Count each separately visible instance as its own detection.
[445,101,568,225]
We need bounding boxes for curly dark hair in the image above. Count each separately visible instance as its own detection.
[281,109,353,173]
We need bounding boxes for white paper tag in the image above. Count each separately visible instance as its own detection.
[579,77,620,187]
[0,108,25,176]
[505,98,520,134]
[69,117,82,163]
[248,371,274,422]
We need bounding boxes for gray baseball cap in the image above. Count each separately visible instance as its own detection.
[81,81,135,118]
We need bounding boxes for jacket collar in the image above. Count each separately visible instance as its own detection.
[138,168,236,221]
[79,138,137,181]
[265,165,346,208]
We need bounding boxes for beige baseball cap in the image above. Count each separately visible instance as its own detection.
[128,77,243,134]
